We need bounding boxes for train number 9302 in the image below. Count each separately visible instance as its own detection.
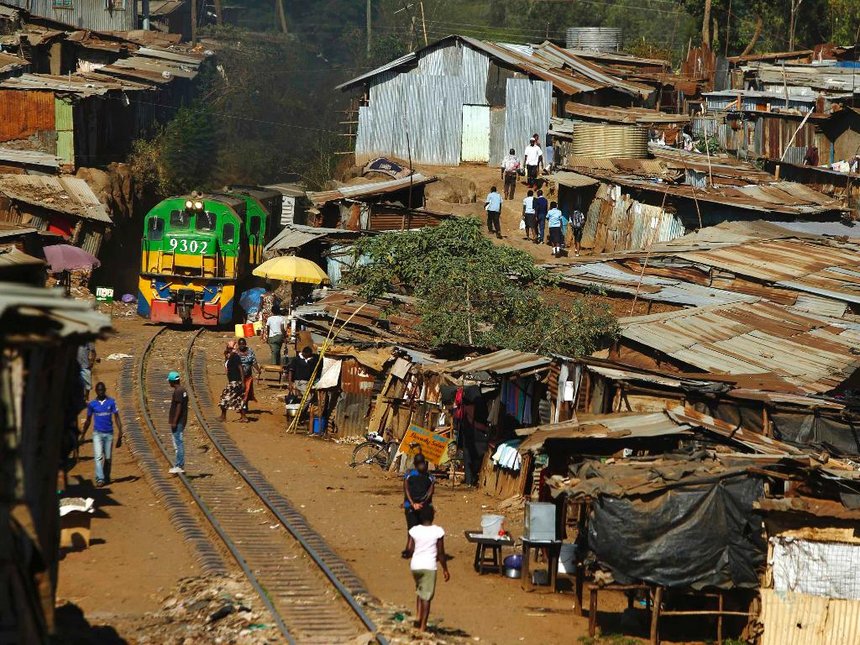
[169,239,209,254]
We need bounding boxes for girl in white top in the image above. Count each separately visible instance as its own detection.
[406,505,450,632]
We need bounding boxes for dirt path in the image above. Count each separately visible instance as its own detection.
[56,319,201,626]
[56,318,632,643]
[197,330,614,644]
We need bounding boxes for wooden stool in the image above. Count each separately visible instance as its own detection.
[464,531,514,575]
[521,538,562,593]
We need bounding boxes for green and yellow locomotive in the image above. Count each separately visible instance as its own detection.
[137,187,282,326]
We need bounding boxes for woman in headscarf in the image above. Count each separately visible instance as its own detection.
[219,341,246,422]
[236,337,261,419]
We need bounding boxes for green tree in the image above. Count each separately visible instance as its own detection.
[159,103,218,193]
[345,218,618,355]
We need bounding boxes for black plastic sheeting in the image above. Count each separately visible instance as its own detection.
[771,412,860,456]
[587,476,765,589]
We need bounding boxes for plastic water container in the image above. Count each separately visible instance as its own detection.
[481,514,504,538]
[312,417,327,435]
[234,323,255,338]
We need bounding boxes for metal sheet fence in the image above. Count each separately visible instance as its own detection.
[498,78,552,166]
[582,183,685,253]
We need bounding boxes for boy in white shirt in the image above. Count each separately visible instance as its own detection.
[406,505,450,632]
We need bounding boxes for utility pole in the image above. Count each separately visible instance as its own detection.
[366,0,372,59]
[276,0,288,34]
[419,0,428,47]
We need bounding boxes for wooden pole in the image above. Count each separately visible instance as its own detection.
[366,0,372,59]
[650,586,664,645]
[191,0,197,45]
[419,0,428,47]
[276,0,288,34]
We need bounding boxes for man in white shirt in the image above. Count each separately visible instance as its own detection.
[523,138,543,189]
[500,148,520,199]
[484,186,503,238]
[265,306,286,365]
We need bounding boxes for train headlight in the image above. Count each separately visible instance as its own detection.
[185,199,193,209]
[194,200,204,210]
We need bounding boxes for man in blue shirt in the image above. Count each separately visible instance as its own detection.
[534,189,549,245]
[83,382,123,487]
[484,186,503,239]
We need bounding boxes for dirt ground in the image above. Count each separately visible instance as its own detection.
[421,162,582,266]
[55,318,644,644]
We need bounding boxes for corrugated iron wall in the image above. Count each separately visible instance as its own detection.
[355,41,548,167]
[582,183,685,253]
[356,41,494,166]
[1,0,137,31]
[692,113,829,162]
[500,78,552,165]
[760,588,860,645]
[54,98,74,166]
[0,90,54,143]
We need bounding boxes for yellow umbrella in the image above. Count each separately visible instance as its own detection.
[252,256,330,284]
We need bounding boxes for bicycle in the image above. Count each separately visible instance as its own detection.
[350,430,400,470]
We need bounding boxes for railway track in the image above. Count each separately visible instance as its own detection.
[131,327,385,644]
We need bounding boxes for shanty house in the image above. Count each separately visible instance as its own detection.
[338,35,653,166]
[1,283,110,643]
[0,174,112,255]
[0,0,138,32]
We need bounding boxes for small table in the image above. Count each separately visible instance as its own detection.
[521,538,563,593]
[464,531,514,575]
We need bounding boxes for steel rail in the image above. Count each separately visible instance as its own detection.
[138,327,295,644]
[184,330,387,645]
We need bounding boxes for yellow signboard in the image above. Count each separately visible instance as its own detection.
[399,424,449,465]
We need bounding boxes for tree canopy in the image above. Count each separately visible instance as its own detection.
[345,218,618,356]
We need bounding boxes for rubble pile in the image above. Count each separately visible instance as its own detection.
[129,576,278,644]
[361,596,473,645]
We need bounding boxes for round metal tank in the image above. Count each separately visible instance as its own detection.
[570,123,648,159]
[566,27,622,51]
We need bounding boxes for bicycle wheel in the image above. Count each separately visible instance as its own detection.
[351,441,387,468]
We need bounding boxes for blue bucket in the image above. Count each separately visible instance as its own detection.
[312,417,327,435]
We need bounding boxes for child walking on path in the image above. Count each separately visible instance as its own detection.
[406,505,450,632]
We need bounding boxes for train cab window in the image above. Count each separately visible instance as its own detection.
[147,217,164,240]
[169,210,190,229]
[223,223,236,245]
[196,211,217,231]
[249,216,261,236]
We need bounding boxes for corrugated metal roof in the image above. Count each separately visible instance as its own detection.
[618,301,860,394]
[431,348,552,377]
[517,411,693,452]
[0,282,111,339]
[338,35,654,99]
[565,103,690,124]
[0,73,131,96]
[0,146,59,169]
[0,222,36,240]
[0,245,43,268]
[561,261,759,307]
[0,175,111,223]
[307,174,436,206]
[263,226,325,253]
[554,171,599,188]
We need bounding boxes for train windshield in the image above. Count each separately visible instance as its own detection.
[147,217,164,240]
[195,211,217,231]
[169,210,190,229]
[223,223,236,244]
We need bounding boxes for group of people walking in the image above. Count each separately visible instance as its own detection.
[487,134,585,256]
